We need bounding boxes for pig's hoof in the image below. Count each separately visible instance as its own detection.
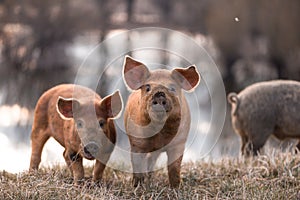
[169,178,181,188]
[92,179,103,187]
[133,176,144,187]
[85,179,103,188]
[74,178,85,186]
[170,181,180,188]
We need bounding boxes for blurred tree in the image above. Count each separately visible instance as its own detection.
[1,0,300,106]
[1,0,97,71]
[94,0,113,42]
[0,0,98,108]
[259,0,300,78]
[205,0,251,91]
[126,0,134,22]
[205,0,300,91]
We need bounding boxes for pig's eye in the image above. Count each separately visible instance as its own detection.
[145,84,151,92]
[99,120,106,128]
[76,120,84,129]
[169,87,176,93]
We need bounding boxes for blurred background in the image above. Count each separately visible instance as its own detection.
[0,0,300,172]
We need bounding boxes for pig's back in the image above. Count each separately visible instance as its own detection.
[42,84,100,100]
[238,80,300,111]
[33,84,100,129]
[237,80,300,135]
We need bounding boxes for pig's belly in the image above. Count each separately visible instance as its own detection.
[129,130,188,153]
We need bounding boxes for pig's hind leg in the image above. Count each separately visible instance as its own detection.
[29,128,50,170]
[245,127,272,156]
[236,129,249,156]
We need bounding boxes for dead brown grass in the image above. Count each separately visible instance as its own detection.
[1,152,300,199]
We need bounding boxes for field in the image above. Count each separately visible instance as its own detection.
[1,152,300,199]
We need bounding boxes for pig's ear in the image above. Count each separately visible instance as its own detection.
[171,65,200,92]
[56,96,80,120]
[100,90,123,119]
[123,55,150,90]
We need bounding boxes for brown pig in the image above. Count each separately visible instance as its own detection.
[228,80,300,156]
[122,56,200,188]
[29,84,122,183]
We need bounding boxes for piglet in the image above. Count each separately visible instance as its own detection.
[123,56,200,188]
[29,84,122,183]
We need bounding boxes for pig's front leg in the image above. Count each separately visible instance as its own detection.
[166,147,184,188]
[92,160,106,182]
[63,149,84,184]
[146,151,160,180]
[92,152,112,182]
[131,147,148,187]
[63,149,73,176]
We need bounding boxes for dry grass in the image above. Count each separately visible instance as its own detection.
[1,152,300,199]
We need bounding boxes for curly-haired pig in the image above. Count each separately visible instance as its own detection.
[122,56,200,188]
[228,80,300,156]
[29,84,122,183]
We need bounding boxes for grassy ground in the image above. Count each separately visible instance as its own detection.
[1,152,300,199]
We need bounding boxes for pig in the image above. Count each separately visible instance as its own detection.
[122,56,200,188]
[29,84,122,183]
[228,80,300,156]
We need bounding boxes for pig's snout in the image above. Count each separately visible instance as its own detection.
[153,92,167,106]
[83,142,99,160]
[152,92,171,112]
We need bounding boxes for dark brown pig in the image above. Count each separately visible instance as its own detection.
[29,84,122,183]
[123,56,200,188]
[228,80,300,156]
